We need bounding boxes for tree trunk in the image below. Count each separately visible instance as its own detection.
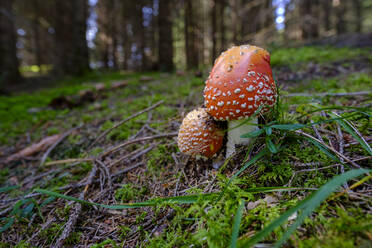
[219,0,226,53]
[158,0,174,71]
[321,0,332,32]
[299,0,319,40]
[185,0,199,69]
[0,0,21,86]
[335,0,347,35]
[121,1,130,70]
[135,1,146,71]
[353,0,362,32]
[54,0,89,75]
[211,0,217,62]
[231,0,240,44]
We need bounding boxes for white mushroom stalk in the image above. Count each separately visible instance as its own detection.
[225,118,257,158]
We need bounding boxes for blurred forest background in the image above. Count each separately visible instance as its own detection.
[1,0,372,88]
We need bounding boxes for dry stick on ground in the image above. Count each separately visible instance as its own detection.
[295,130,361,168]
[95,159,113,194]
[89,100,164,148]
[100,133,178,158]
[44,158,93,166]
[54,163,98,248]
[294,156,371,174]
[109,144,156,167]
[336,121,348,189]
[286,91,371,97]
[40,125,82,166]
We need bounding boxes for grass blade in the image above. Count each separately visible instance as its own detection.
[239,169,370,247]
[302,136,340,163]
[0,185,19,193]
[35,189,216,209]
[330,112,372,156]
[230,199,245,248]
[273,169,370,248]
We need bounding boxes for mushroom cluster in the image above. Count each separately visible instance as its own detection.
[178,44,277,158]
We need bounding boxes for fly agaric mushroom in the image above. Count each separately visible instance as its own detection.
[203,45,277,157]
[178,108,225,158]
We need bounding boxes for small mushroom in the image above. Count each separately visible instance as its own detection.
[203,45,277,157]
[177,107,225,158]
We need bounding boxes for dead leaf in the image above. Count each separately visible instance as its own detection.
[111,80,128,89]
[247,195,278,210]
[6,134,62,162]
[139,76,154,82]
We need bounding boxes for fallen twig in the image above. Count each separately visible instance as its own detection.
[90,100,164,148]
[101,133,177,157]
[40,125,82,165]
[295,130,361,168]
[286,91,371,97]
[54,163,97,248]
[109,144,156,167]
[44,158,93,166]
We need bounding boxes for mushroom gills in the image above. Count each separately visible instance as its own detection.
[226,118,257,158]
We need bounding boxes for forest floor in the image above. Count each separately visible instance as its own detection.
[0,46,371,248]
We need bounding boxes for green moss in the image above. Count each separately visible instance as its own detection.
[115,183,148,202]
[90,239,120,248]
[271,46,367,67]
[298,207,372,248]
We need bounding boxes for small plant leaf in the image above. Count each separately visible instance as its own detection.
[271,123,306,130]
[241,129,264,138]
[0,218,14,233]
[266,137,278,153]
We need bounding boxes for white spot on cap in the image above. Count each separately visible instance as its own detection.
[227,91,232,96]
[226,101,231,105]
[217,101,224,107]
[241,103,247,108]
[236,109,240,113]
[246,85,254,92]
[234,88,241,94]
[239,94,245,99]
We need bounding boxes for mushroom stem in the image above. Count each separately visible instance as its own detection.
[226,118,258,158]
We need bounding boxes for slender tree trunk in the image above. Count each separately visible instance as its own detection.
[0,0,21,86]
[353,0,362,32]
[219,0,226,53]
[136,1,146,71]
[111,0,118,69]
[299,0,319,40]
[184,0,198,69]
[321,0,332,32]
[158,0,174,71]
[231,0,239,44]
[121,1,130,70]
[32,19,42,71]
[335,0,347,35]
[211,0,217,62]
[54,0,89,75]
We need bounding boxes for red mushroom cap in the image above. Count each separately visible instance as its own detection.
[203,45,277,121]
[177,108,224,158]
